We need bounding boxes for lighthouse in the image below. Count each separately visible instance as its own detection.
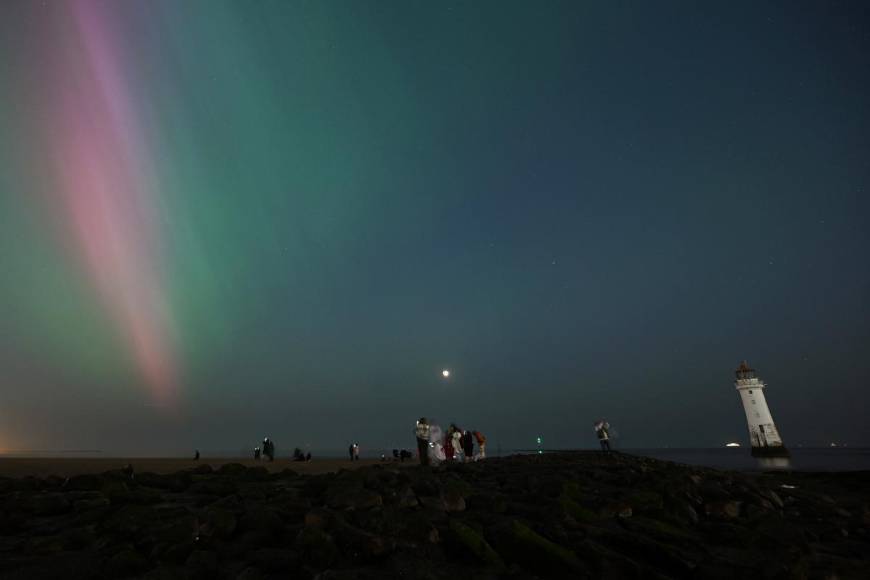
[734,361,789,457]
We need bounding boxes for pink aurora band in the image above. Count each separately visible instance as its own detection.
[52,2,179,404]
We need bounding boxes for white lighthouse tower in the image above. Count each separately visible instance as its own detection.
[734,361,789,457]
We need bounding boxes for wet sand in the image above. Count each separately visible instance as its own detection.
[0,457,399,478]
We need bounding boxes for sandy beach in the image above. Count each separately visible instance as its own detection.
[0,457,395,479]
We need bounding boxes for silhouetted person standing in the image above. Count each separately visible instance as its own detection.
[415,418,431,466]
[595,420,611,452]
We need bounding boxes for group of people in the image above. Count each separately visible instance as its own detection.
[414,417,486,466]
[293,447,312,462]
[236,420,609,466]
[390,448,414,462]
[254,437,276,461]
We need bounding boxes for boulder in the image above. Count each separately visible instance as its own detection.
[297,527,339,567]
[73,496,111,512]
[103,547,148,578]
[448,519,505,571]
[185,550,219,580]
[238,507,283,535]
[704,500,741,520]
[441,490,466,513]
[217,463,248,476]
[246,548,300,572]
[327,488,383,511]
[27,493,72,516]
[397,487,419,509]
[201,507,237,539]
[505,520,588,574]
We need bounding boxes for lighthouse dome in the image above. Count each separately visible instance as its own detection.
[735,360,756,380]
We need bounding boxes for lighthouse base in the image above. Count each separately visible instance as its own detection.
[751,445,790,458]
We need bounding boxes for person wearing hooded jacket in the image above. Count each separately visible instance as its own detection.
[415,418,431,466]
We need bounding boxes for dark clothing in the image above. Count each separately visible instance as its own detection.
[349,445,354,461]
[416,437,430,466]
[462,432,474,458]
[599,439,610,452]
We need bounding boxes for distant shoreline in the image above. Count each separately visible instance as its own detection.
[0,457,405,479]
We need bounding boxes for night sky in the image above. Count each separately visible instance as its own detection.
[1,1,868,455]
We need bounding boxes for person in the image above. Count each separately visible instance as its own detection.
[263,438,275,462]
[353,443,360,461]
[415,417,431,466]
[462,430,474,463]
[473,430,487,460]
[305,451,312,462]
[194,449,200,461]
[293,447,305,461]
[254,446,261,460]
[595,420,611,452]
[451,426,463,462]
[444,426,454,461]
[349,444,355,461]
[392,449,400,461]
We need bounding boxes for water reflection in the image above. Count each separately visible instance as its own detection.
[756,456,792,470]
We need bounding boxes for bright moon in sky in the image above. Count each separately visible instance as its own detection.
[442,369,450,378]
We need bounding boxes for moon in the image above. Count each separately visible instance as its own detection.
[441,369,450,378]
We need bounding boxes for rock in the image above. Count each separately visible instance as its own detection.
[672,500,699,525]
[185,550,219,580]
[699,481,731,502]
[441,490,466,512]
[600,502,633,519]
[328,488,383,511]
[505,520,588,574]
[411,480,437,497]
[62,526,98,549]
[103,548,148,578]
[762,489,784,509]
[331,516,395,561]
[397,487,419,509]
[239,507,283,535]
[235,567,266,580]
[188,464,214,475]
[305,508,334,529]
[243,466,271,482]
[560,496,599,523]
[246,548,300,572]
[217,463,248,476]
[202,507,237,539]
[64,474,105,492]
[448,519,505,571]
[188,479,238,496]
[418,496,446,511]
[297,527,339,567]
[73,496,111,512]
[27,493,72,516]
[705,500,741,520]
[627,490,663,512]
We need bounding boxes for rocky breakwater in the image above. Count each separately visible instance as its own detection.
[1,452,869,579]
